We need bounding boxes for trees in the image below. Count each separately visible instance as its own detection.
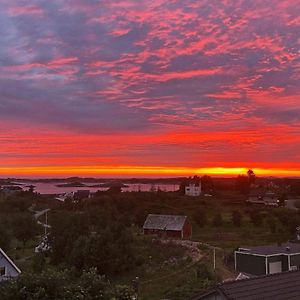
[267,216,277,234]
[0,268,134,300]
[0,225,11,252]
[50,212,89,264]
[196,263,213,280]
[201,175,214,193]
[247,169,256,185]
[249,210,263,226]
[295,200,300,209]
[69,227,135,276]
[291,181,300,196]
[235,170,256,195]
[232,210,242,227]
[106,186,122,194]
[179,178,189,194]
[50,210,136,276]
[235,175,250,195]
[212,212,223,227]
[12,214,38,248]
[193,209,207,227]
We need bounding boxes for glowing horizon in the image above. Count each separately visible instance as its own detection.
[1,165,300,178]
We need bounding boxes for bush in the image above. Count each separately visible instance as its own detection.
[0,225,11,252]
[249,210,263,226]
[294,200,300,209]
[0,268,134,300]
[193,209,207,227]
[232,210,242,227]
[212,212,223,227]
[196,263,213,280]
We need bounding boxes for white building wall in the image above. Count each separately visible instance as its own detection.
[185,183,201,196]
[0,252,20,280]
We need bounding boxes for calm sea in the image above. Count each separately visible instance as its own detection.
[21,182,179,194]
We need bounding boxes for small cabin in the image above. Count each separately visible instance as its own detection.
[143,214,192,239]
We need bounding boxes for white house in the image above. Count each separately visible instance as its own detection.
[185,183,201,197]
[0,248,21,281]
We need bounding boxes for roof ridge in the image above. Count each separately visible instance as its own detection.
[0,248,21,274]
[218,269,300,287]
[148,213,187,217]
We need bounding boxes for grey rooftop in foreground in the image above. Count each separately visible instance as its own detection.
[195,270,300,300]
[239,242,300,255]
[143,214,187,231]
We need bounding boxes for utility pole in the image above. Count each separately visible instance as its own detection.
[213,247,218,283]
[213,247,216,270]
[44,211,48,236]
[132,276,139,300]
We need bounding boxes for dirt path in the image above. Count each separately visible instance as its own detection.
[159,239,203,262]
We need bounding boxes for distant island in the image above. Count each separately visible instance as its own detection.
[89,182,129,188]
[55,181,129,188]
[56,182,87,187]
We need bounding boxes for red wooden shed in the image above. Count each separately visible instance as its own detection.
[143,214,192,239]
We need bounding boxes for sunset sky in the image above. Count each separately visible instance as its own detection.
[0,0,300,177]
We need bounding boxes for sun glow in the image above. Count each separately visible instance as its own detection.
[0,165,299,178]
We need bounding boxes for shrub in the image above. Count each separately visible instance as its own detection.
[231,210,242,227]
[212,212,223,227]
[294,200,300,209]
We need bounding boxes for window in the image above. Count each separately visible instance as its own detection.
[0,266,5,276]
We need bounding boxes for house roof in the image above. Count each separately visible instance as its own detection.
[74,190,90,195]
[73,190,90,199]
[186,182,201,187]
[1,186,23,191]
[195,270,300,300]
[219,270,300,300]
[238,242,300,255]
[248,188,277,198]
[143,214,187,231]
[0,248,21,274]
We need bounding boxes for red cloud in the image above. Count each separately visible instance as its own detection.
[8,5,44,17]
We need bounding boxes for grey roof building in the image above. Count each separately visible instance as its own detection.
[143,214,187,231]
[73,190,90,200]
[235,242,300,276]
[0,186,23,194]
[195,270,300,300]
[143,214,192,239]
[247,189,278,206]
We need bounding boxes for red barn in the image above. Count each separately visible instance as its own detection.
[143,214,192,239]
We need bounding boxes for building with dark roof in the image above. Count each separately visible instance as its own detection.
[143,214,192,239]
[235,242,300,276]
[247,189,278,206]
[0,186,23,194]
[73,190,91,201]
[194,270,300,300]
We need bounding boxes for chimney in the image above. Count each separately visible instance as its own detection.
[286,246,290,252]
